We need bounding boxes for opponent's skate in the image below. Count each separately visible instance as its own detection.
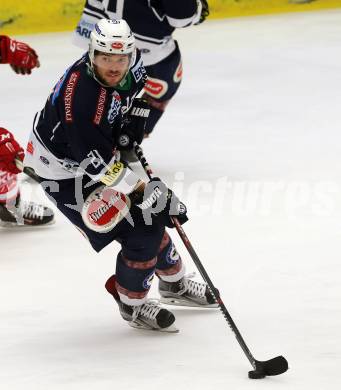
[159,274,219,308]
[0,199,54,227]
[118,299,178,333]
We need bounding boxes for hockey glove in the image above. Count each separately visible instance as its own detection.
[0,128,25,174]
[117,98,151,150]
[195,0,210,25]
[132,177,188,228]
[0,35,40,75]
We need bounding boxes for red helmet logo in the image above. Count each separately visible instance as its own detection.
[111,42,123,49]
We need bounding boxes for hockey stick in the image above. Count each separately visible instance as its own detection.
[15,157,43,183]
[133,142,288,379]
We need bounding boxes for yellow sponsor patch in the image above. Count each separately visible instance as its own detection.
[100,161,125,186]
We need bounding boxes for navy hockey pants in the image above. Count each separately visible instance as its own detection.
[42,175,185,304]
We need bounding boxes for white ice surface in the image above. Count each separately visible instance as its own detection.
[1,10,341,390]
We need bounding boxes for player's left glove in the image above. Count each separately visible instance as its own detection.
[132,177,188,228]
[117,98,151,150]
[195,0,210,25]
[0,35,40,75]
[0,127,25,174]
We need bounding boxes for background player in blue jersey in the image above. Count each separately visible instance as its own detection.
[24,18,217,332]
[74,0,209,137]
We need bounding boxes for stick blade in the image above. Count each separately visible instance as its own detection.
[257,356,289,376]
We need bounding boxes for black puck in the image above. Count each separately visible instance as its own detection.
[248,370,266,379]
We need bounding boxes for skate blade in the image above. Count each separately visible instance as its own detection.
[0,218,55,228]
[128,320,179,333]
[160,297,219,308]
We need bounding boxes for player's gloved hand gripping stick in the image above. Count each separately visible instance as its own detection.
[133,142,289,380]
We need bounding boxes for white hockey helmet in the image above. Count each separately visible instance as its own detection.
[89,18,136,64]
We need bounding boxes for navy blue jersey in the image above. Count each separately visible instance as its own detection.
[32,51,147,178]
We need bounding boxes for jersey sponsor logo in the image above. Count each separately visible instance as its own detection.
[101,161,125,186]
[144,77,168,99]
[131,58,147,83]
[93,87,107,125]
[0,171,16,186]
[0,132,11,142]
[76,20,94,39]
[131,106,150,118]
[107,91,121,124]
[64,72,80,123]
[76,25,92,39]
[89,192,122,223]
[111,42,123,49]
[39,156,50,166]
[0,171,17,198]
[26,141,34,155]
[82,186,132,233]
[173,61,183,83]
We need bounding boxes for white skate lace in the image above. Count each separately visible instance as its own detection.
[132,299,162,321]
[20,201,45,220]
[179,273,206,298]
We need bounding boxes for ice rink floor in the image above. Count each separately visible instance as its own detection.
[1,9,341,390]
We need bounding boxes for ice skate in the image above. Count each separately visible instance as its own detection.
[159,274,219,308]
[118,299,178,333]
[0,200,54,227]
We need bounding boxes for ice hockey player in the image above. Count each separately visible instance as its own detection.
[24,18,217,332]
[0,36,54,226]
[0,127,54,227]
[0,35,40,75]
[73,0,209,137]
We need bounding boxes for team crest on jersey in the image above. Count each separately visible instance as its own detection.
[131,58,147,83]
[144,77,168,99]
[107,91,122,124]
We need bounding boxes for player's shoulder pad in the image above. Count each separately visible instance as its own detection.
[130,49,147,85]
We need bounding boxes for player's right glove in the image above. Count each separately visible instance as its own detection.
[0,35,40,75]
[195,0,210,25]
[0,127,25,174]
[132,177,188,228]
[117,98,151,150]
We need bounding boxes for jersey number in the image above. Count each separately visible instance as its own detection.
[87,0,124,19]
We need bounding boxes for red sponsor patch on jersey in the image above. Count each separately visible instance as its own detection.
[111,42,123,49]
[64,71,80,123]
[26,141,34,155]
[93,87,107,125]
[82,186,131,233]
[144,77,168,99]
